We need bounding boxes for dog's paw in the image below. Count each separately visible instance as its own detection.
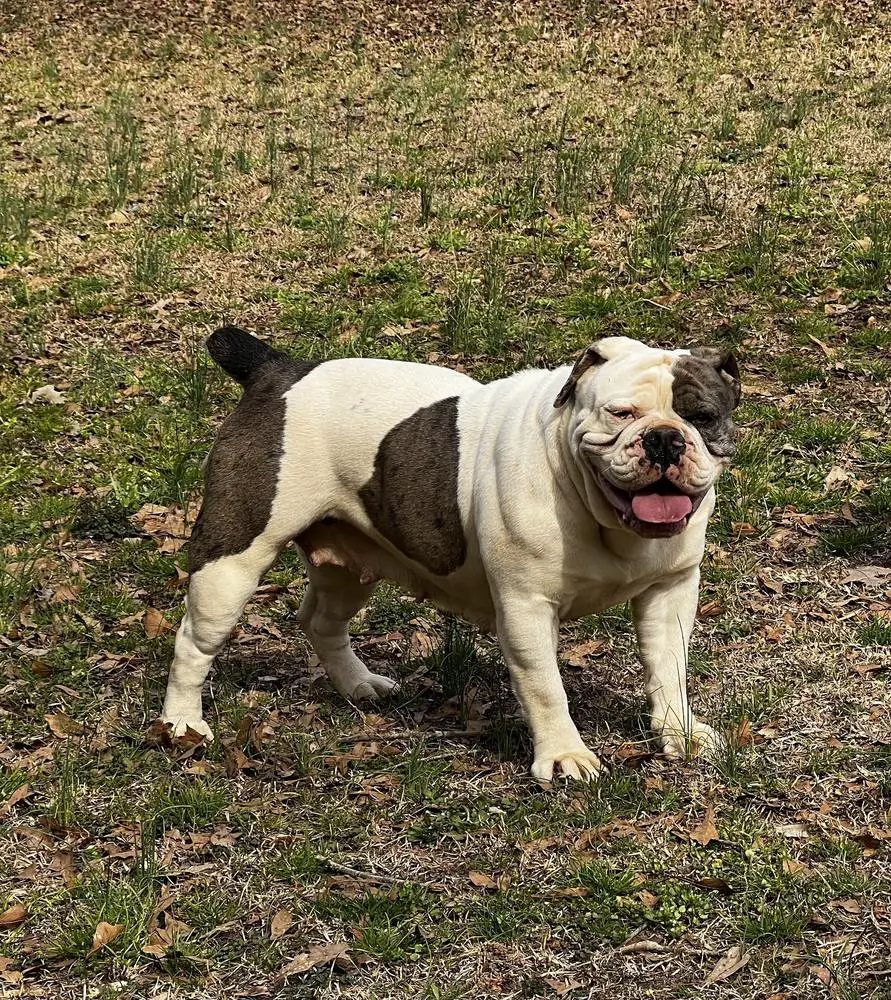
[659,720,724,761]
[351,672,399,701]
[162,714,215,742]
[531,745,602,783]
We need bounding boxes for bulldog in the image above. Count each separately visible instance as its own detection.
[161,327,740,781]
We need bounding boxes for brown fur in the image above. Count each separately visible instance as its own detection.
[359,396,466,576]
[670,351,741,458]
[188,360,318,574]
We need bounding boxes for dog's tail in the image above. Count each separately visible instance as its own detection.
[206,326,288,389]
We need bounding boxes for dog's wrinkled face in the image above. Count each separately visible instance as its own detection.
[555,337,741,538]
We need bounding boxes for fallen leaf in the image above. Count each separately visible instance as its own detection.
[823,465,848,489]
[468,871,498,890]
[28,384,65,404]
[841,566,891,587]
[637,889,660,909]
[51,850,77,887]
[0,904,28,929]
[563,638,606,667]
[834,898,861,915]
[144,608,173,638]
[550,886,590,898]
[698,600,724,618]
[89,921,125,954]
[51,583,81,603]
[0,783,31,815]
[270,909,293,940]
[757,572,784,595]
[278,942,350,979]
[810,964,832,986]
[807,334,835,358]
[776,823,809,839]
[142,913,190,958]
[614,744,657,768]
[544,979,584,995]
[705,944,750,984]
[0,954,22,984]
[617,939,668,955]
[409,630,435,658]
[734,719,755,748]
[45,712,86,738]
[853,662,885,678]
[783,858,809,876]
[852,832,883,854]
[690,805,719,847]
[517,836,560,854]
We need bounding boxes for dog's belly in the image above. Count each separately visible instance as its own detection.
[295,518,497,629]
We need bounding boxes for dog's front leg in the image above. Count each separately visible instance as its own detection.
[631,569,723,759]
[497,597,601,782]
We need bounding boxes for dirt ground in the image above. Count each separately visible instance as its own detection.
[1,2,889,997]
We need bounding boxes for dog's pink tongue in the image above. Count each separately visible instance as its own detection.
[631,491,693,524]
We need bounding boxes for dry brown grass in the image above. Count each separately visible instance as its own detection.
[0,3,889,998]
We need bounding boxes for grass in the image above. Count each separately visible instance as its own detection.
[1,3,890,997]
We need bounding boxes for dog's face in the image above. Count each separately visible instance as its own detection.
[555,337,741,538]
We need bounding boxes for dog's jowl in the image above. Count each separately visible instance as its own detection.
[161,328,741,781]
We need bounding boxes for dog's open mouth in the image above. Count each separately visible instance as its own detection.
[595,472,707,538]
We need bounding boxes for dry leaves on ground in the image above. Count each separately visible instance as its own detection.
[45,712,86,738]
[689,804,719,846]
[0,904,28,930]
[89,921,125,954]
[278,942,351,979]
[705,945,750,984]
[270,909,294,940]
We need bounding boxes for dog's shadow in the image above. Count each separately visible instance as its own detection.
[208,641,648,759]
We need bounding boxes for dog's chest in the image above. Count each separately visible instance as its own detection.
[555,541,699,622]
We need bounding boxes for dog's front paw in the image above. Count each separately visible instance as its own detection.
[659,719,724,760]
[532,744,602,783]
[161,713,215,742]
[351,672,399,701]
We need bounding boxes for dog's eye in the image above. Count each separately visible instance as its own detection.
[609,409,635,421]
[689,410,716,425]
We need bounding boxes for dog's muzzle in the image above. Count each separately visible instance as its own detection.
[594,469,707,538]
[642,427,686,472]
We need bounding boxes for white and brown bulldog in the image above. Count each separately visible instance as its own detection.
[161,327,741,781]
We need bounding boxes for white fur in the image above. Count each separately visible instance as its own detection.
[162,338,727,779]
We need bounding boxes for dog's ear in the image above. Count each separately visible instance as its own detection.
[554,343,607,408]
[691,347,742,408]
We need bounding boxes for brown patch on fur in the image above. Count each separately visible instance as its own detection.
[553,343,606,407]
[359,396,466,576]
[671,349,741,458]
[188,360,318,574]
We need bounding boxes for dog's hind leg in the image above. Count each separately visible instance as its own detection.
[161,536,279,740]
[297,563,398,702]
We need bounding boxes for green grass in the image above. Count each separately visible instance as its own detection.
[0,5,889,997]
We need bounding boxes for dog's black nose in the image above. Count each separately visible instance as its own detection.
[642,427,686,471]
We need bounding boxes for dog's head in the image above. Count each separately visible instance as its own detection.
[554,336,741,538]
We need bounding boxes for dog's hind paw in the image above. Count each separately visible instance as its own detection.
[351,672,399,701]
[161,714,215,742]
